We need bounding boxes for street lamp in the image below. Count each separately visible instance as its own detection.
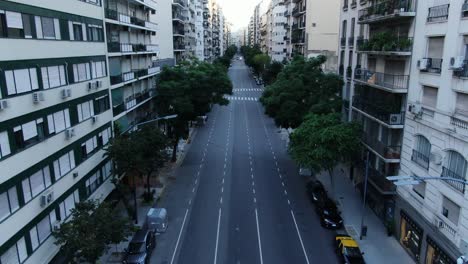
[119,114,178,224]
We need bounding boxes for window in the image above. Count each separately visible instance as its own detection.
[77,100,95,122]
[22,166,52,203]
[91,61,106,79]
[0,237,27,264]
[412,181,426,199]
[5,68,39,96]
[30,214,52,248]
[341,20,347,38]
[422,86,438,108]
[5,11,24,38]
[101,161,112,180]
[58,190,79,220]
[427,36,444,59]
[47,109,71,134]
[442,196,460,225]
[0,131,11,158]
[72,62,91,82]
[53,150,76,180]
[0,186,19,221]
[13,118,45,149]
[98,127,112,146]
[22,14,32,38]
[69,21,86,41]
[88,25,103,41]
[41,65,67,89]
[456,92,468,116]
[80,136,98,159]
[86,171,102,196]
[35,16,60,40]
[442,150,468,193]
[412,135,431,169]
[95,95,110,114]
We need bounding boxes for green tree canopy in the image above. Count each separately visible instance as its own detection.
[289,113,361,197]
[260,56,343,128]
[53,200,133,264]
[262,60,284,85]
[156,61,233,161]
[252,54,271,76]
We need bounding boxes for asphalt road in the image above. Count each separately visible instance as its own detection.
[154,59,340,264]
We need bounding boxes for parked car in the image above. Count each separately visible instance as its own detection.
[315,197,343,229]
[305,180,327,204]
[122,229,156,264]
[335,235,365,264]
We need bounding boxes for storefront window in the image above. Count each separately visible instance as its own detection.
[425,237,456,264]
[399,210,423,261]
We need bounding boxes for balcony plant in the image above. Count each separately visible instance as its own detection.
[397,38,412,51]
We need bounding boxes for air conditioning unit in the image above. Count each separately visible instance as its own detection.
[88,82,96,91]
[389,114,402,125]
[40,190,54,207]
[73,172,79,178]
[0,100,8,110]
[65,128,75,139]
[408,103,422,116]
[32,92,45,103]
[450,56,465,70]
[91,115,98,123]
[96,80,102,89]
[418,58,431,70]
[61,89,72,99]
[52,220,61,231]
[434,217,443,229]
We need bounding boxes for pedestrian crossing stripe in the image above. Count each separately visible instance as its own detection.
[225,96,258,101]
[232,89,263,92]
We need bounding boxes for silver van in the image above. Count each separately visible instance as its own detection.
[147,208,168,233]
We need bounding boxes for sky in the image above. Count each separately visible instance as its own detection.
[217,0,262,31]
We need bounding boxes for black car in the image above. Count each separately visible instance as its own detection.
[316,198,343,229]
[123,229,156,264]
[306,180,327,204]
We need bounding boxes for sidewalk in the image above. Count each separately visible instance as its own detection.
[99,127,197,264]
[315,165,414,264]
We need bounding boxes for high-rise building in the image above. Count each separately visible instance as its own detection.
[0,0,173,263]
[340,0,468,262]
[291,0,306,55]
[172,0,188,62]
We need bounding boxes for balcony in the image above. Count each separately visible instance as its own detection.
[340,37,346,47]
[354,69,409,93]
[110,71,135,85]
[284,10,290,17]
[453,60,468,78]
[173,28,185,36]
[367,167,397,194]
[105,9,157,31]
[174,43,185,50]
[427,4,449,23]
[361,132,401,161]
[358,0,415,24]
[343,0,349,11]
[172,0,186,7]
[352,96,405,126]
[351,0,357,8]
[441,167,466,194]
[451,116,468,130]
[173,12,187,22]
[348,36,355,47]
[357,35,412,56]
[463,1,468,17]
[411,149,430,170]
[107,42,159,54]
[418,58,443,74]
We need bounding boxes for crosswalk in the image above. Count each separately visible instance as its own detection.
[225,96,259,101]
[233,89,263,92]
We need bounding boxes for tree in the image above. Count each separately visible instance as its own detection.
[252,54,271,77]
[260,55,343,128]
[156,61,232,161]
[289,113,361,198]
[262,60,284,85]
[241,45,262,67]
[53,200,133,264]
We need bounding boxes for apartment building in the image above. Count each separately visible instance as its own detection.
[0,0,113,263]
[260,0,287,61]
[283,0,293,58]
[172,0,188,62]
[194,0,205,60]
[248,3,262,47]
[291,0,306,55]
[396,1,468,263]
[203,0,212,61]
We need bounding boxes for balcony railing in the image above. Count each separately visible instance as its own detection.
[357,36,413,54]
[451,116,468,130]
[361,132,401,160]
[358,0,415,23]
[367,167,397,194]
[110,71,136,85]
[441,167,466,194]
[351,0,357,8]
[340,37,346,47]
[348,36,355,46]
[427,4,450,22]
[107,42,159,53]
[419,58,443,74]
[353,96,405,125]
[354,68,409,91]
[172,0,186,7]
[343,0,349,10]
[411,149,430,170]
[453,60,468,78]
[105,9,157,30]
[173,12,187,21]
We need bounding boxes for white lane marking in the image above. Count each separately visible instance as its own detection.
[197,171,200,176]
[255,209,264,264]
[224,164,227,169]
[170,209,189,264]
[251,174,254,179]
[290,210,310,264]
[222,178,224,184]
[281,182,285,187]
[195,179,198,184]
[223,171,226,176]
[251,167,253,172]
[284,190,288,195]
[253,189,256,194]
[189,199,192,205]
[277,168,280,172]
[254,197,257,203]
[214,208,222,264]
[288,200,291,205]
[221,187,224,193]
[200,164,203,169]
[220,197,223,204]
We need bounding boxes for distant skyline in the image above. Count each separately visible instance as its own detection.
[217,0,262,31]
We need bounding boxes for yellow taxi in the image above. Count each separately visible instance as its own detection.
[335,235,366,264]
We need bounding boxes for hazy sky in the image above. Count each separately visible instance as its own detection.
[218,0,261,31]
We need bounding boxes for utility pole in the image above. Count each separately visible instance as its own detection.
[360,151,370,240]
